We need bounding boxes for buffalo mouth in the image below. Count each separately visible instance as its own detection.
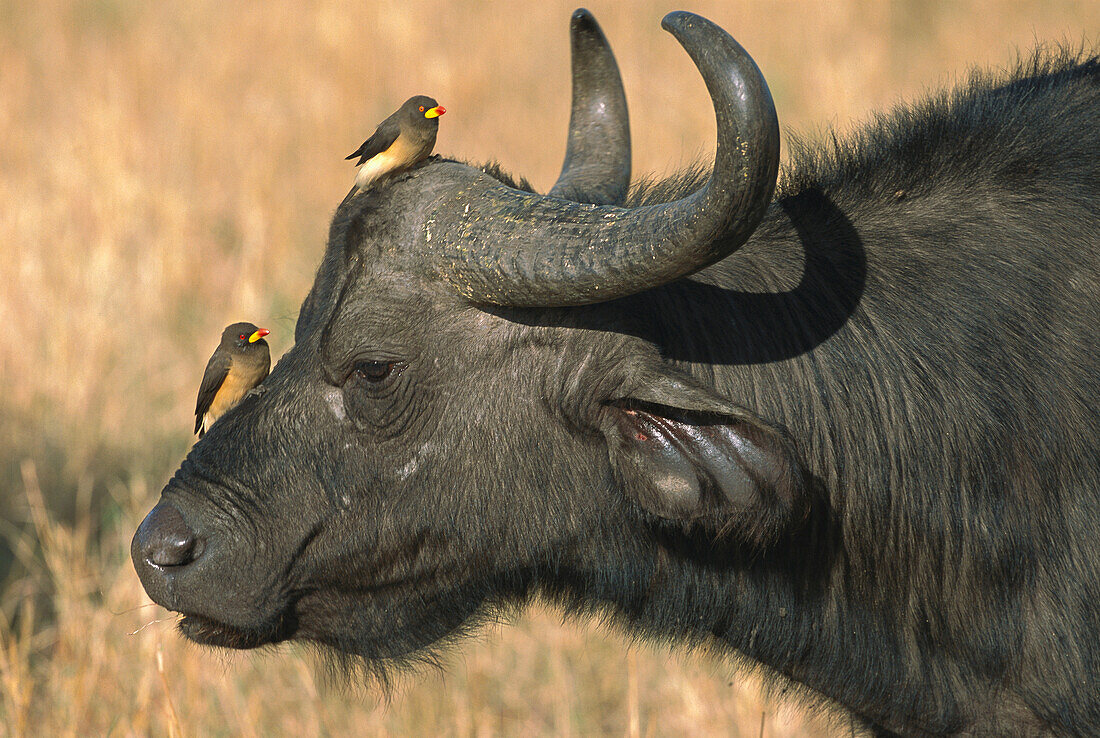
[177,611,297,650]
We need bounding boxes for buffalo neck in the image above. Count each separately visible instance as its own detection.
[552,189,1019,733]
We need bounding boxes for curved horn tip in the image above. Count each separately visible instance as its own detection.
[570,8,608,48]
[569,8,615,61]
[660,11,737,51]
[571,8,596,27]
[660,10,704,34]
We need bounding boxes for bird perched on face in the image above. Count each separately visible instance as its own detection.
[194,323,271,438]
[346,95,445,192]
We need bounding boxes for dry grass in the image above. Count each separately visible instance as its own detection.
[1,0,1095,735]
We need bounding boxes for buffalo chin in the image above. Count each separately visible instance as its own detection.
[178,612,295,650]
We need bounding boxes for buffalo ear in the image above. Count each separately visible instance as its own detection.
[602,371,809,545]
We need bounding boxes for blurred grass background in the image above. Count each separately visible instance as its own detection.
[0,0,1095,735]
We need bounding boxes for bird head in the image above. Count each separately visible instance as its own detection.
[222,322,270,352]
[403,95,445,122]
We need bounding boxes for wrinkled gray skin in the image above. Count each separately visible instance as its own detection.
[133,9,1100,738]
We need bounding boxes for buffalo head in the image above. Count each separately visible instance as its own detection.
[132,9,807,667]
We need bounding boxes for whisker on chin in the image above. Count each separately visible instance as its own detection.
[112,601,162,617]
[128,615,181,636]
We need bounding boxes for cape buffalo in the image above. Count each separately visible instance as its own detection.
[132,9,1100,736]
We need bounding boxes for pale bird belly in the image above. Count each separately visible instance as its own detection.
[355,138,419,189]
[202,369,261,434]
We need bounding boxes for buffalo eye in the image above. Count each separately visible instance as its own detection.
[352,360,397,383]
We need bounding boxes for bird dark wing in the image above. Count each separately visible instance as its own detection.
[346,118,400,166]
[194,351,231,435]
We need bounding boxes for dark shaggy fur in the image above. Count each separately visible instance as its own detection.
[592,48,1100,736]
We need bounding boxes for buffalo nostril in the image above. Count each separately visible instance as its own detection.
[136,502,203,568]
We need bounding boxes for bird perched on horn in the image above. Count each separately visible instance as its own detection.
[347,95,445,192]
[194,323,271,438]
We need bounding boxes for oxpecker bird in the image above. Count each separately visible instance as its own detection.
[194,323,271,438]
[347,95,445,192]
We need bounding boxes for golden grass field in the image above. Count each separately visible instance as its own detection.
[1,1,1096,735]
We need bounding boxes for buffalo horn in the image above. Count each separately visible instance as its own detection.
[548,8,631,205]
[429,11,779,307]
